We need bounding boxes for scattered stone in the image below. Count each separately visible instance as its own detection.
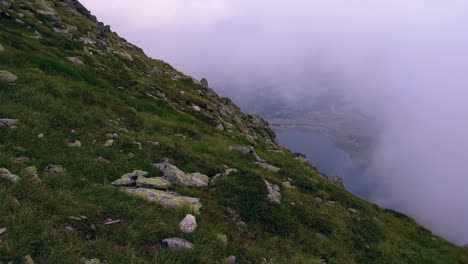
[106,133,119,139]
[67,56,84,65]
[103,219,121,225]
[136,176,171,190]
[0,227,6,236]
[22,166,36,178]
[154,162,209,187]
[216,233,228,245]
[229,146,255,154]
[348,208,358,213]
[200,78,209,88]
[192,104,201,112]
[67,140,82,147]
[118,127,128,133]
[24,255,34,264]
[124,188,202,214]
[0,118,19,128]
[0,70,17,84]
[37,133,44,138]
[133,141,143,150]
[255,162,280,172]
[96,156,111,164]
[225,256,236,264]
[10,156,30,165]
[0,168,21,183]
[162,237,193,251]
[264,179,281,204]
[319,257,328,264]
[69,216,82,221]
[282,181,294,189]
[44,164,67,175]
[146,141,160,147]
[210,168,238,185]
[103,139,114,147]
[127,152,135,159]
[315,197,322,202]
[179,214,197,234]
[331,175,344,188]
[82,258,100,264]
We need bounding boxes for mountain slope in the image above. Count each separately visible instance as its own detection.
[0,1,467,263]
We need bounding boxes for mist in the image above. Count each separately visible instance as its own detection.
[80,0,468,245]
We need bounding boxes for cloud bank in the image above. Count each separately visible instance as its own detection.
[80,0,468,244]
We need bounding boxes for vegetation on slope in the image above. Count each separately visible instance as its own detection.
[0,0,467,263]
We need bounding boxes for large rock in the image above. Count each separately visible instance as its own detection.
[179,214,197,234]
[331,175,344,188]
[264,179,281,204]
[136,176,171,190]
[0,70,18,84]
[0,118,19,128]
[0,168,21,183]
[124,188,202,214]
[153,162,209,187]
[162,237,193,251]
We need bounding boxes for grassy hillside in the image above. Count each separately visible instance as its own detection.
[0,1,467,263]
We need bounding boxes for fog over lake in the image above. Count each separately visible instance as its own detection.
[82,0,468,245]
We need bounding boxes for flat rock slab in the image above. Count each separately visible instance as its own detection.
[124,188,202,214]
[162,237,193,251]
[0,118,19,128]
[136,176,171,190]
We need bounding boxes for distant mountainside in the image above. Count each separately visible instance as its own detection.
[0,1,467,263]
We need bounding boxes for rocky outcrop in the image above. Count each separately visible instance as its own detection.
[0,168,21,183]
[331,175,344,188]
[264,179,281,204]
[153,162,209,187]
[124,188,202,214]
[162,237,193,251]
[179,214,197,234]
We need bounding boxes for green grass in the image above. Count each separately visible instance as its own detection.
[0,1,467,263]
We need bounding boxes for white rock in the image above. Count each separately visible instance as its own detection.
[179,214,197,234]
[103,139,114,147]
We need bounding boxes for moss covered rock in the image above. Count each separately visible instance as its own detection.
[136,176,171,190]
[0,70,17,84]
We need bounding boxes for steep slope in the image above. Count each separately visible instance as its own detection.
[0,1,467,263]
